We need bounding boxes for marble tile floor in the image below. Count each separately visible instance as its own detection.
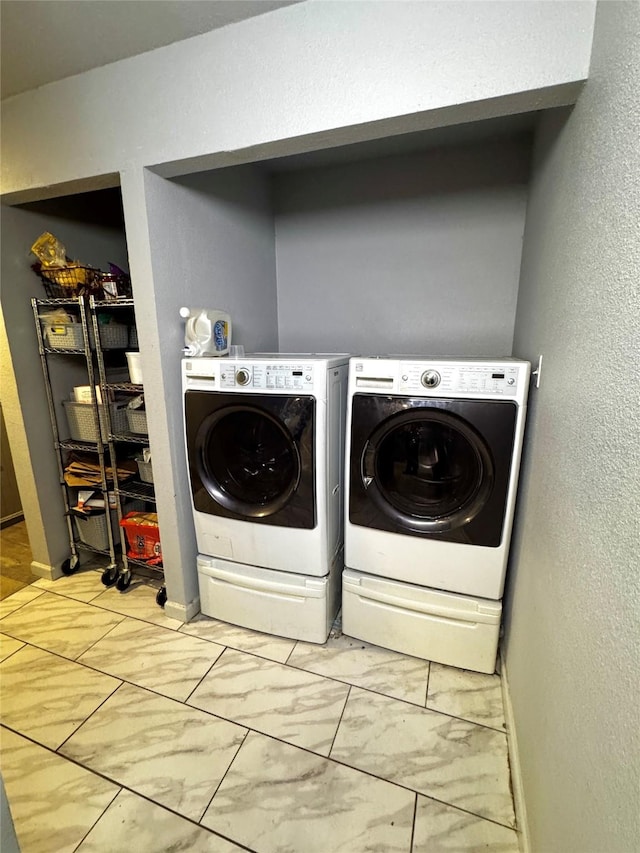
[0,569,519,853]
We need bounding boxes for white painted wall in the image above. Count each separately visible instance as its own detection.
[503,3,640,851]
[2,1,595,197]
[274,136,530,355]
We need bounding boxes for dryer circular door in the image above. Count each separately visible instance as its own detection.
[185,390,316,528]
[349,395,518,546]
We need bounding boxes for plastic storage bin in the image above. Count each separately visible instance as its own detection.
[127,408,148,435]
[126,352,143,384]
[63,400,128,443]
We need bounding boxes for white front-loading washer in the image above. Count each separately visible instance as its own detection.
[183,354,349,643]
[342,356,530,672]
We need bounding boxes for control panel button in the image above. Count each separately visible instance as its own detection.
[421,369,441,389]
[235,368,251,386]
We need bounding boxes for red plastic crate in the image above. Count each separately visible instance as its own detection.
[119,511,162,563]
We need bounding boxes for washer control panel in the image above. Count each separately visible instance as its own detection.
[220,362,315,390]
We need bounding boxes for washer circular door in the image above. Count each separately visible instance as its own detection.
[362,408,494,533]
[185,390,316,529]
[196,404,301,518]
[349,395,518,546]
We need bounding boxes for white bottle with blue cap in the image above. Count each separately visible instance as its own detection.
[179,307,231,357]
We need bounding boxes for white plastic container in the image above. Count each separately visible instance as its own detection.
[180,307,231,357]
[126,352,143,384]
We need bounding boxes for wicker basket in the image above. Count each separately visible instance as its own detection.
[44,322,86,351]
[43,321,127,351]
[129,326,138,348]
[74,510,119,551]
[136,458,153,483]
[34,264,131,300]
[127,408,148,435]
[74,500,145,550]
[93,323,129,350]
[35,265,100,299]
[63,401,128,443]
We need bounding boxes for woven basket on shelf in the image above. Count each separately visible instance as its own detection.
[74,500,145,550]
[63,401,128,443]
[94,323,128,349]
[43,320,128,351]
[74,509,119,551]
[127,408,148,435]
[44,323,86,351]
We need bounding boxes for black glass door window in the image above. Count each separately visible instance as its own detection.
[197,406,300,517]
[185,391,316,529]
[349,395,518,546]
[363,410,493,532]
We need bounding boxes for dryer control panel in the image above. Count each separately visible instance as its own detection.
[399,363,521,396]
[220,362,315,390]
[351,358,530,403]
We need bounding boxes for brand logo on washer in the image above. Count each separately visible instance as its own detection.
[355,363,363,372]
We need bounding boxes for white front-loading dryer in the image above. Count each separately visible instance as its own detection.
[342,356,530,671]
[183,354,348,643]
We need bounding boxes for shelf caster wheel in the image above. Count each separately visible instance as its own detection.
[101,566,119,587]
[156,587,167,608]
[116,572,132,592]
[61,555,79,576]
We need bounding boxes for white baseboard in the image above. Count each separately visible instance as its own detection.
[164,596,200,623]
[501,654,531,853]
[30,560,62,581]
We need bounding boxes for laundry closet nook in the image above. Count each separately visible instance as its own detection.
[3,115,536,616]
[2,3,638,853]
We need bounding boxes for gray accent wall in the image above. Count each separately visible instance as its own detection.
[1,2,595,198]
[504,3,640,851]
[138,166,279,611]
[273,138,531,356]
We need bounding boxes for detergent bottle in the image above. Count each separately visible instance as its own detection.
[179,307,231,357]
